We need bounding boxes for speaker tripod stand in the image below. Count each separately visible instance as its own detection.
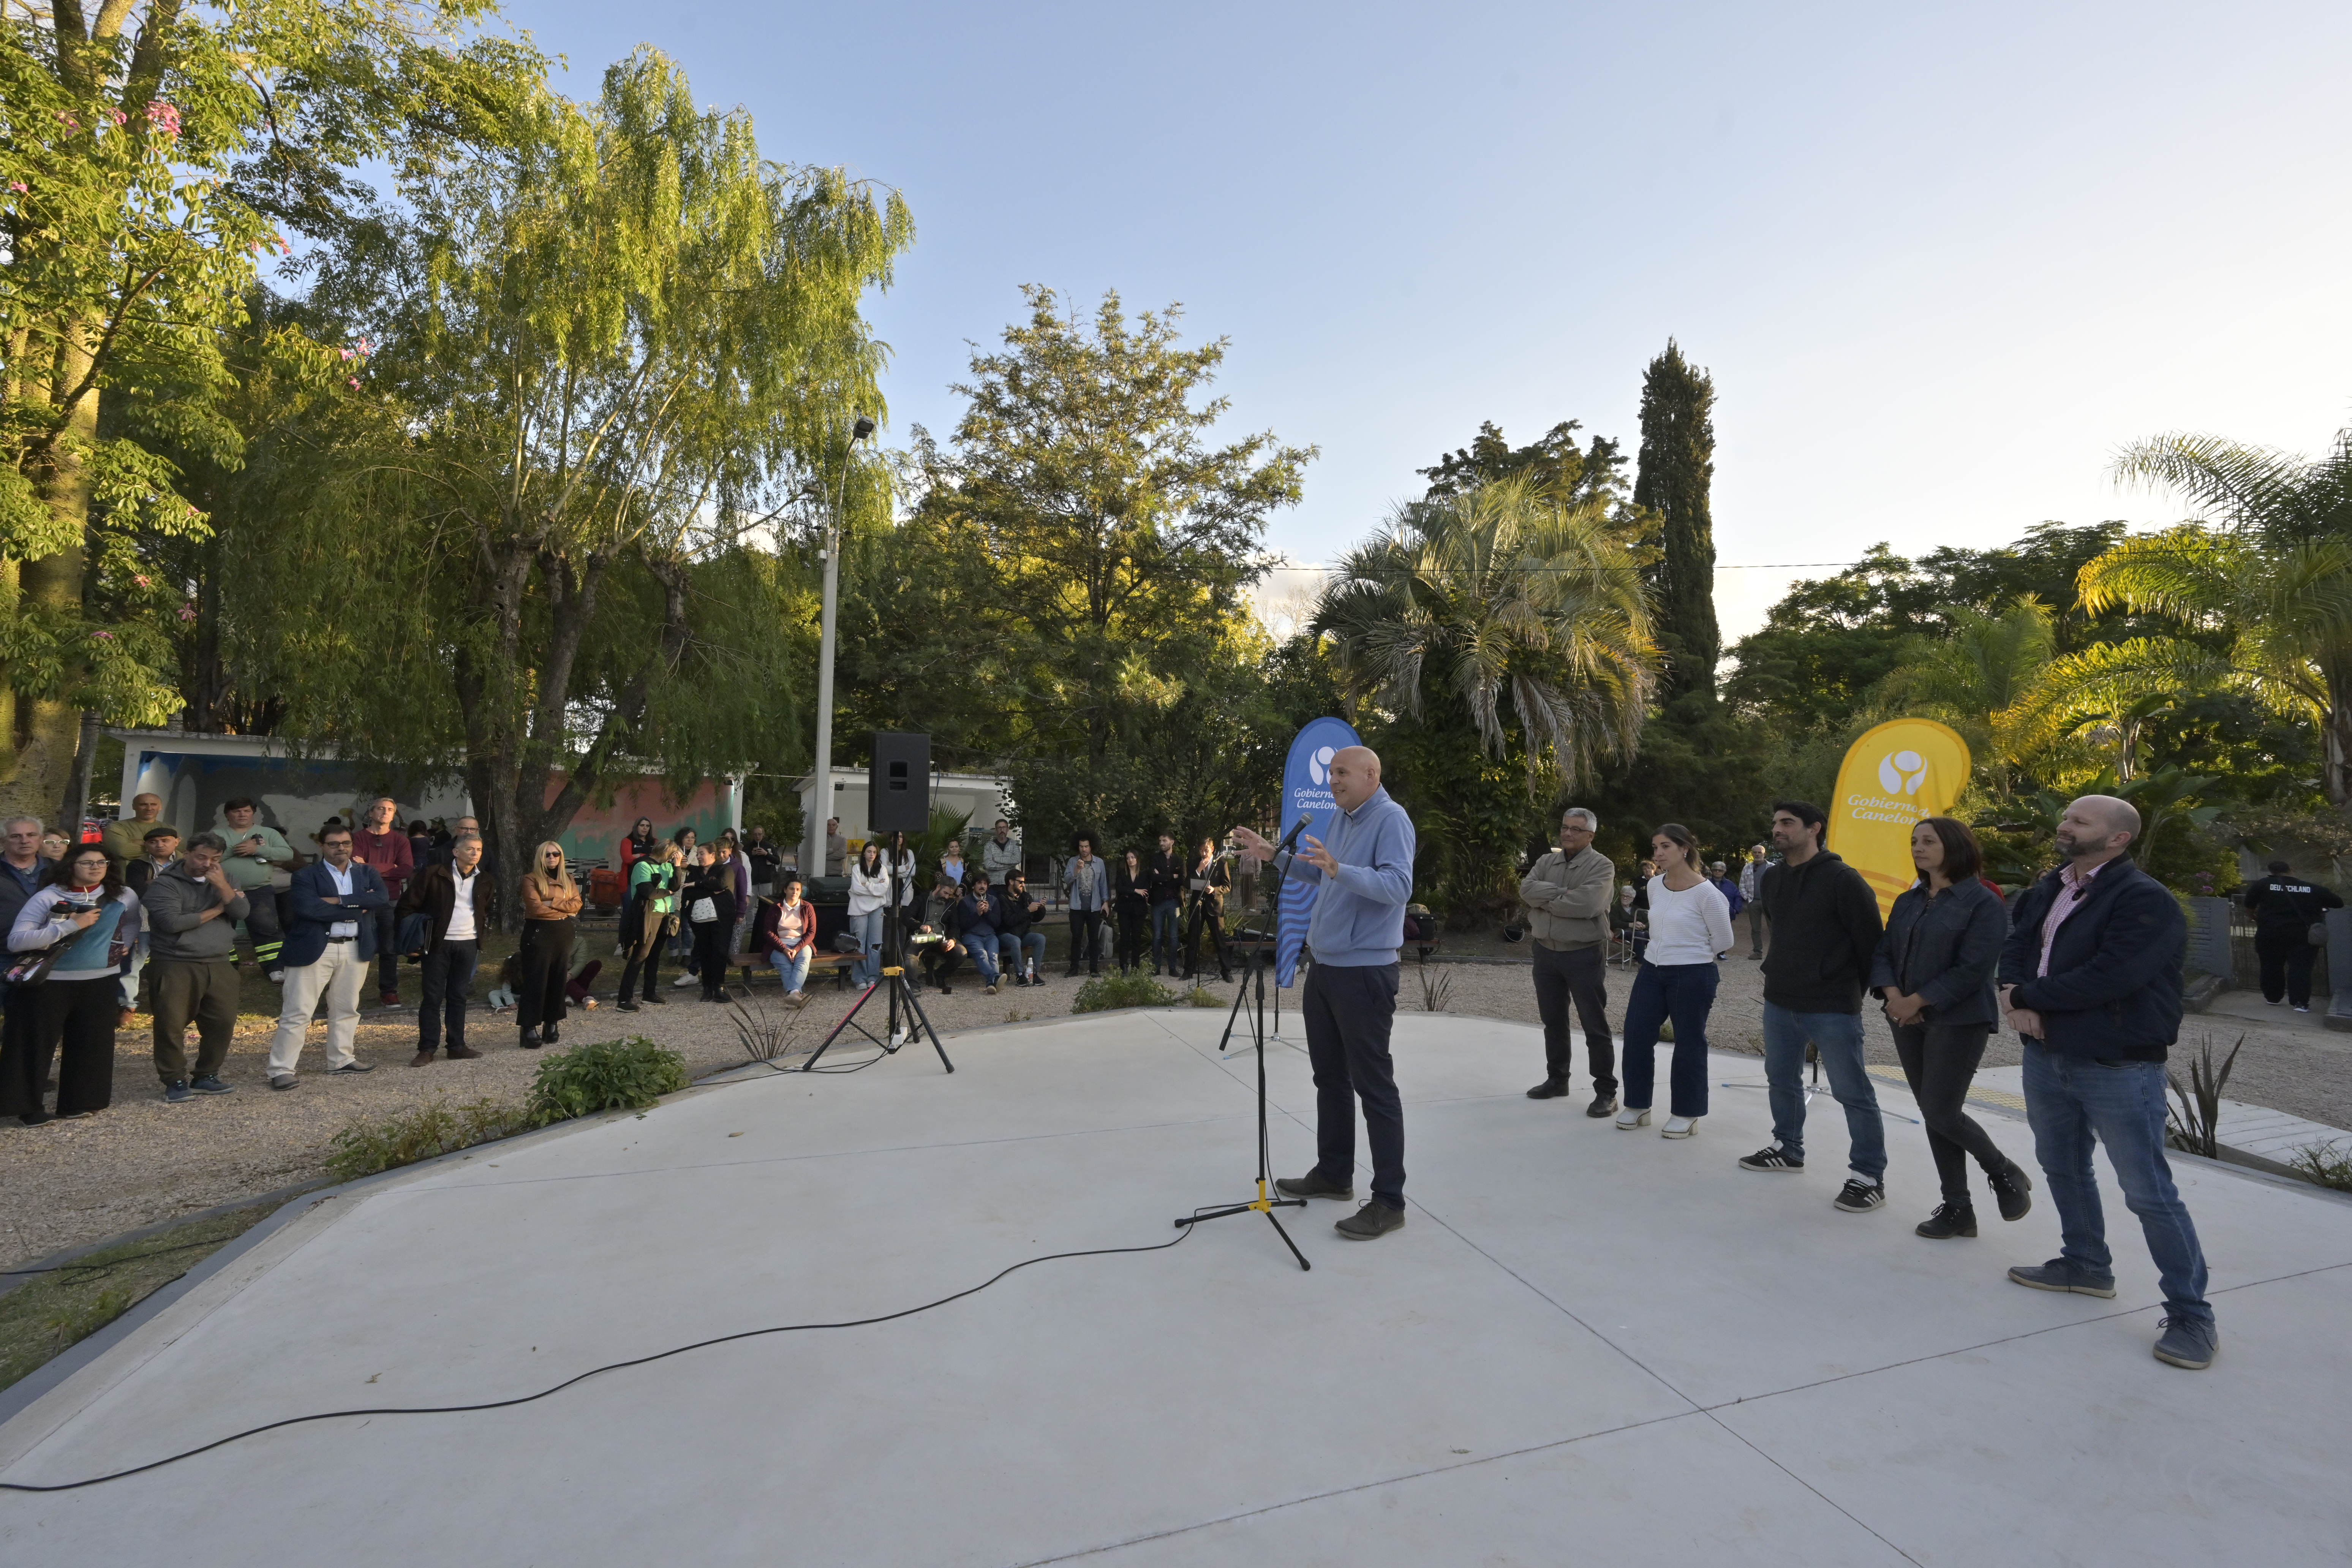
[1175,920,1308,1270]
[801,861,954,1075]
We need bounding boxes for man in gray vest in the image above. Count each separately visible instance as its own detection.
[1518,807,1619,1116]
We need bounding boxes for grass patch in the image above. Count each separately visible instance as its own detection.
[1184,986,1223,1008]
[0,1203,277,1394]
[1073,972,1178,1012]
[2289,1142,2352,1193]
[325,1095,535,1182]
[323,1036,694,1184]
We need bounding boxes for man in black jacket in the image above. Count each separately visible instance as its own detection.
[398,833,495,1065]
[1737,801,1890,1213]
[1146,833,1184,976]
[1999,795,2214,1370]
[2243,858,2343,1012]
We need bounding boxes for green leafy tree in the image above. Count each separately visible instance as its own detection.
[1418,419,1627,507]
[1632,340,1720,700]
[0,0,510,822]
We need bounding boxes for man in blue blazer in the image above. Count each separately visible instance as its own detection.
[1999,793,2213,1371]
[266,822,392,1089]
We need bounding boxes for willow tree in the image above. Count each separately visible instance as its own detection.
[0,0,508,822]
[256,46,910,912]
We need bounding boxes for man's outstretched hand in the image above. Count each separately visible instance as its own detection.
[1297,835,1339,876]
[1231,826,1274,859]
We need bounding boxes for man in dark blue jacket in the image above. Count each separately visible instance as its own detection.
[265,823,392,1090]
[1999,794,2214,1370]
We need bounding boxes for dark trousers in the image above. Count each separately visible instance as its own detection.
[619,941,665,1001]
[518,918,574,1032]
[417,939,479,1054]
[1066,909,1102,974]
[1748,908,1767,958]
[370,904,401,995]
[1149,900,1180,971]
[1303,961,1405,1211]
[150,957,239,1084]
[690,920,730,996]
[1181,899,1229,978]
[1620,960,1717,1116]
[2,977,115,1120]
[2255,928,2318,1007]
[240,889,285,970]
[1115,907,1149,972]
[1532,942,1615,1094]
[1891,1021,2012,1206]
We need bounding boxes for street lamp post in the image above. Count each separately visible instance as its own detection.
[808,415,875,883]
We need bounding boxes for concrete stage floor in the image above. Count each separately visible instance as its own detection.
[3,1009,2349,1565]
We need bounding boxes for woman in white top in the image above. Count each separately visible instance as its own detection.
[4,845,144,1123]
[1617,823,1733,1139]
[846,843,893,987]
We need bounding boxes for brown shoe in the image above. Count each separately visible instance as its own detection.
[446,1044,484,1060]
[409,1050,436,1067]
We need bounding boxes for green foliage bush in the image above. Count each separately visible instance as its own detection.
[1073,972,1178,1012]
[525,1035,691,1124]
[325,1097,534,1183]
[1184,985,1223,1008]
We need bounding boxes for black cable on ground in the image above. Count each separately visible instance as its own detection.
[0,1238,227,1279]
[0,1223,1196,1494]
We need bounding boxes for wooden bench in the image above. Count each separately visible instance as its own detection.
[724,949,859,991]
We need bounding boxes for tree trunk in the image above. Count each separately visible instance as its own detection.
[0,337,97,826]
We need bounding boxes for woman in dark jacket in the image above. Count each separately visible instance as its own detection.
[681,846,738,1003]
[1111,849,1151,974]
[1870,816,2034,1240]
[1180,837,1232,982]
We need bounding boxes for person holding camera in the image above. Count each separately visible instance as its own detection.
[998,869,1049,985]
[1180,837,1233,983]
[1518,806,1617,1115]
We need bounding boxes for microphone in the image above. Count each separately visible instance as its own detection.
[1272,814,1314,856]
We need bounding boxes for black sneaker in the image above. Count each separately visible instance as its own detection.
[1274,1170,1355,1201]
[1334,1201,1405,1240]
[1585,1093,1619,1118]
[1986,1162,2034,1222]
[1915,1203,1977,1239]
[1738,1145,1805,1172]
[1526,1078,1568,1100]
[646,992,667,1004]
[164,1079,194,1104]
[1834,1178,1886,1213]
[191,1075,234,1095]
[617,999,640,1012]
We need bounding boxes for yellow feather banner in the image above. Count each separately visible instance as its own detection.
[1827,719,1974,916]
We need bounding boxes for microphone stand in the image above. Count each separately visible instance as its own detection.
[1181,826,1310,1271]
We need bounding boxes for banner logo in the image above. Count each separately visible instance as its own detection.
[1277,719,1361,986]
[1877,749,1928,795]
[1830,719,1972,916]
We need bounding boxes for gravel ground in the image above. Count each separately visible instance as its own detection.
[5,910,2346,1270]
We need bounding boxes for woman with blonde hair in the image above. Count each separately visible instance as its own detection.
[517,841,583,1048]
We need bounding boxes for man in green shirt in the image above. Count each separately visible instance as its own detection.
[221,796,297,981]
[103,792,166,865]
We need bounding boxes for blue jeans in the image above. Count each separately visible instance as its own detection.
[1150,901,1180,971]
[997,931,1046,978]
[849,910,885,986]
[1621,961,1717,1117]
[770,948,811,994]
[1761,1002,1886,1179]
[2023,1043,2213,1324]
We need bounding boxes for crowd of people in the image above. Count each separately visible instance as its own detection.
[0,768,2283,1372]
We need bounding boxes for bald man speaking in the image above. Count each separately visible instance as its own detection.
[1233,745,1418,1241]
[1999,793,2215,1371]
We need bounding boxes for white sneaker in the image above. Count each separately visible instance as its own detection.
[1615,1106,1651,1129]
[671,973,697,988]
[1661,1115,1699,1139]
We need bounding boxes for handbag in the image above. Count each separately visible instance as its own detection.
[3,938,73,986]
[689,896,719,925]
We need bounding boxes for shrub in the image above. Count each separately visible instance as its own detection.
[2289,1142,2352,1193]
[1072,972,1177,1013]
[525,1035,690,1124]
[2163,1034,2243,1159]
[325,1096,533,1182]
[1185,986,1222,1008]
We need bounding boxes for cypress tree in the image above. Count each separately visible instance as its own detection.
[1633,340,1721,701]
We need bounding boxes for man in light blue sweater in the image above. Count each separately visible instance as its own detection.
[1233,745,1417,1241]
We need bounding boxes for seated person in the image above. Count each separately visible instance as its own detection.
[914,874,969,993]
[996,871,1048,987]
[756,875,818,1005]
[953,875,1004,993]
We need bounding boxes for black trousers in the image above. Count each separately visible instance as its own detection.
[1065,909,1102,974]
[1890,1021,2011,1206]
[1181,899,1229,978]
[518,918,574,1032]
[1532,942,1615,1095]
[690,919,730,996]
[13,976,120,1121]
[417,939,479,1054]
[1304,961,1405,1211]
[370,904,401,996]
[2255,927,2319,1007]
[1114,906,1149,972]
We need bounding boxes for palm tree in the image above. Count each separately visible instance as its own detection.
[1311,476,1658,787]
[2108,430,2352,801]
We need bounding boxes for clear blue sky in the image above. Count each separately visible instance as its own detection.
[499,0,2352,641]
